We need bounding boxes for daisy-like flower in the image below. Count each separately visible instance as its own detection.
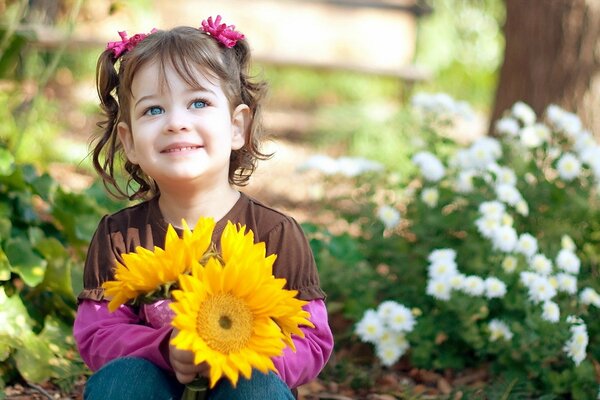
[530,254,553,276]
[488,319,513,341]
[485,277,507,299]
[386,304,416,333]
[461,275,485,296]
[102,217,216,312]
[546,105,582,139]
[556,273,577,295]
[561,235,576,251]
[491,225,518,253]
[479,201,506,221]
[542,301,560,323]
[527,275,557,303]
[427,248,457,263]
[494,166,517,186]
[515,200,529,216]
[356,309,385,343]
[455,170,475,193]
[376,341,405,367]
[448,273,466,290]
[427,259,458,280]
[377,205,401,230]
[502,256,518,273]
[412,151,446,182]
[556,153,582,181]
[421,187,439,208]
[556,249,580,275]
[495,184,523,207]
[495,116,519,137]
[519,124,550,148]
[426,278,452,301]
[512,101,536,126]
[169,222,313,388]
[475,216,500,239]
[580,287,600,308]
[515,233,538,258]
[564,323,588,366]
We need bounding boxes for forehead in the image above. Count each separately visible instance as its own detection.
[131,60,223,97]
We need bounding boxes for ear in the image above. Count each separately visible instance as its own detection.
[117,122,138,164]
[231,104,250,151]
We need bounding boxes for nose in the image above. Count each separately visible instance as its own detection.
[164,107,192,134]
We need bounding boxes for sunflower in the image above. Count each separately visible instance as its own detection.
[102,217,216,312]
[169,222,314,388]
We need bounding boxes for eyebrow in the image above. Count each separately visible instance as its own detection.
[133,87,217,109]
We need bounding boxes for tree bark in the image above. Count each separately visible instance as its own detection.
[490,0,600,136]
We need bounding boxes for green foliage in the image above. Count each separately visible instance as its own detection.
[306,99,600,398]
[0,145,115,391]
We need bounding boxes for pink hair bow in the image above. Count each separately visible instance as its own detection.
[106,29,157,58]
[200,15,245,48]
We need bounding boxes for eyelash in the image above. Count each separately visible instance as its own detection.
[142,98,210,116]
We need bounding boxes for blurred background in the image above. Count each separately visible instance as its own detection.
[2,0,600,398]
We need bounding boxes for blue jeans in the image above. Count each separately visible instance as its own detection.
[84,357,295,400]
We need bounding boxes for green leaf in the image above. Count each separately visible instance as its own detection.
[36,237,74,298]
[52,188,102,244]
[30,172,57,201]
[0,148,15,176]
[0,248,10,281]
[13,330,55,383]
[0,287,35,338]
[0,217,11,239]
[0,335,11,361]
[4,237,47,287]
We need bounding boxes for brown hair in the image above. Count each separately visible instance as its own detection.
[92,26,269,200]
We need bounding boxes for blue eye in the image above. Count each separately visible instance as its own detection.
[145,106,163,116]
[191,100,207,109]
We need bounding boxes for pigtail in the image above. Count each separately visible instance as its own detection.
[91,50,127,198]
[229,40,271,186]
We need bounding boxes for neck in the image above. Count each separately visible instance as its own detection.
[157,185,240,229]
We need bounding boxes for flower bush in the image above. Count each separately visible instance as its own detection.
[303,96,600,398]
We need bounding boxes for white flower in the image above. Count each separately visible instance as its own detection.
[542,301,560,323]
[556,249,580,275]
[556,273,577,295]
[412,151,446,182]
[377,300,400,322]
[378,205,401,230]
[488,319,513,341]
[475,216,500,239]
[427,248,457,263]
[448,273,466,290]
[298,154,338,175]
[556,153,582,181]
[515,200,529,216]
[527,275,557,303]
[469,137,502,169]
[495,116,520,137]
[355,309,384,343]
[461,275,485,296]
[428,259,458,280]
[386,304,416,333]
[479,201,506,220]
[495,184,523,207]
[494,166,517,186]
[491,225,518,253]
[376,341,405,367]
[515,233,538,258]
[580,287,600,307]
[520,271,538,286]
[485,277,507,299]
[336,157,384,177]
[455,170,475,193]
[530,254,553,276]
[512,101,536,126]
[421,187,439,208]
[546,105,582,139]
[427,278,452,301]
[573,131,596,155]
[502,256,518,273]
[564,323,588,366]
[520,124,549,148]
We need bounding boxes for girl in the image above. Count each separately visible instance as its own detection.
[73,16,333,400]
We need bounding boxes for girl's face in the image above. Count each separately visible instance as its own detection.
[117,61,249,191]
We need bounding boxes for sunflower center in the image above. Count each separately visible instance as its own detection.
[196,293,253,354]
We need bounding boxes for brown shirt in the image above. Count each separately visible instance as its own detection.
[79,192,325,302]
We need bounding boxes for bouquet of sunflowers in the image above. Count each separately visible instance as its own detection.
[101,217,313,396]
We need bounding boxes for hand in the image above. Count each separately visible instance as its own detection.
[169,329,210,384]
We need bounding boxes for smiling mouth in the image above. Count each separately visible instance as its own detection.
[161,145,202,153]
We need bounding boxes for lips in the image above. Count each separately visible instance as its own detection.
[161,143,203,153]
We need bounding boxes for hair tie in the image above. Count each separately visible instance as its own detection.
[200,15,245,48]
[106,28,157,58]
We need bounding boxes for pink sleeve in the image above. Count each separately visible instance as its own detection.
[73,300,173,372]
[272,299,334,388]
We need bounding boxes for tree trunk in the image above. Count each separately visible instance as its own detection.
[490,0,600,136]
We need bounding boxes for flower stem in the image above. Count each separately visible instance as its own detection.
[181,376,209,400]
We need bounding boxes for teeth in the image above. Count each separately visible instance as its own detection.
[165,146,198,153]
